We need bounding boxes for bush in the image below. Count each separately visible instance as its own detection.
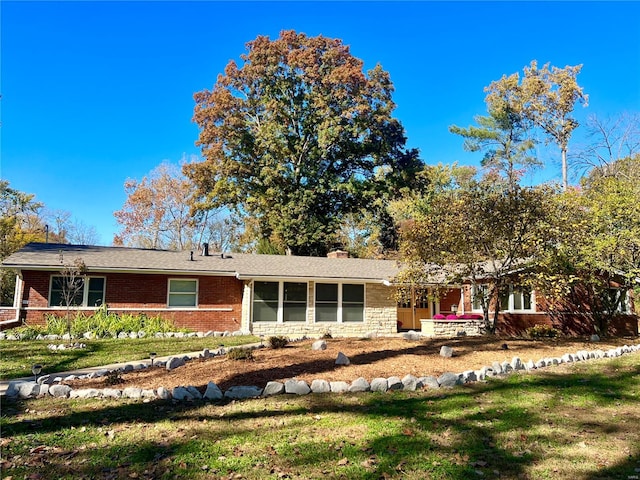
[268,336,289,349]
[40,308,186,339]
[227,348,254,361]
[105,370,124,385]
[11,324,46,340]
[526,324,559,338]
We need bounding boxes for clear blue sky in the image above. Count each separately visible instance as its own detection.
[2,1,639,246]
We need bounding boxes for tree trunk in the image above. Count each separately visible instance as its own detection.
[562,147,568,191]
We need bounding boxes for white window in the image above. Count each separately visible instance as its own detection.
[500,286,534,312]
[252,281,308,322]
[471,285,488,312]
[605,289,630,314]
[315,283,364,323]
[49,276,105,307]
[168,279,198,308]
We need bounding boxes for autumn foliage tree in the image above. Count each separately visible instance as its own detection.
[521,61,588,190]
[0,181,44,304]
[186,30,421,256]
[399,181,557,332]
[532,154,640,334]
[114,162,239,251]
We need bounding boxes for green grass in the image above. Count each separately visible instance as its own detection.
[1,354,639,479]
[0,336,259,380]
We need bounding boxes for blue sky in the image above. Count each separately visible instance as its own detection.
[2,1,639,246]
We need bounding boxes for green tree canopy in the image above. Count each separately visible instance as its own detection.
[186,30,421,256]
[450,72,540,188]
[398,180,558,332]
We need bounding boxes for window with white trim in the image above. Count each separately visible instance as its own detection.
[500,286,534,312]
[49,276,105,307]
[252,281,308,322]
[471,285,488,312]
[604,288,630,314]
[168,279,198,308]
[315,283,364,323]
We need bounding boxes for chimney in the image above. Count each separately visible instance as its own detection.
[327,250,349,259]
[202,243,209,256]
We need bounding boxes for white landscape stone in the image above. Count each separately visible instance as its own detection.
[387,376,403,390]
[284,379,311,395]
[348,377,370,392]
[172,387,193,401]
[49,384,72,398]
[421,376,440,389]
[262,381,285,396]
[370,378,388,392]
[437,372,460,388]
[312,340,327,351]
[335,352,350,365]
[329,381,350,393]
[402,374,418,391]
[204,382,223,400]
[440,346,454,358]
[166,356,186,371]
[310,379,331,394]
[224,386,262,399]
[186,386,203,400]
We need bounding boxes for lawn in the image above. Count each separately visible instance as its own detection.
[0,335,259,380]
[2,354,639,479]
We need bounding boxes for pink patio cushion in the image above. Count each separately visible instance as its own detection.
[433,314,446,319]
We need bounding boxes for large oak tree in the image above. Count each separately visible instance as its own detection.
[186,30,421,256]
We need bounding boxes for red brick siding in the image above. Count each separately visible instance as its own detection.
[461,285,638,337]
[439,289,462,314]
[0,309,17,321]
[497,312,638,337]
[18,271,243,332]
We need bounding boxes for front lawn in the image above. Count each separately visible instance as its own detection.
[1,354,639,479]
[0,336,259,380]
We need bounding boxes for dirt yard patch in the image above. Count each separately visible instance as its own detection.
[68,336,635,392]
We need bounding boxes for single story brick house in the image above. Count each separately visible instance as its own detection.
[1,243,637,337]
[1,243,402,337]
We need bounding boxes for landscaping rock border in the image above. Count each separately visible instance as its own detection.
[0,329,251,341]
[5,343,640,402]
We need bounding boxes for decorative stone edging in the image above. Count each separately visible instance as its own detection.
[6,343,640,402]
[0,329,250,341]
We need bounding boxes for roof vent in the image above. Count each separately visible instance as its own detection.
[202,243,209,257]
[190,251,194,261]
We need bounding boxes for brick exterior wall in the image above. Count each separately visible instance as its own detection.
[461,285,638,337]
[8,270,638,337]
[17,270,243,332]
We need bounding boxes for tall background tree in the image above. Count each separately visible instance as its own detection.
[114,162,240,251]
[571,112,640,178]
[520,61,588,190]
[0,181,98,305]
[186,30,422,257]
[450,70,540,188]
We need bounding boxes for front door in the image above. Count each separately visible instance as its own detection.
[397,288,432,330]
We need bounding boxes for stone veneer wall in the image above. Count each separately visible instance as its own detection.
[244,281,398,337]
[421,319,484,338]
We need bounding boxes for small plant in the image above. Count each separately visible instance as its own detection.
[105,370,124,385]
[322,330,333,339]
[227,348,254,361]
[10,325,46,340]
[268,336,289,349]
[526,324,560,338]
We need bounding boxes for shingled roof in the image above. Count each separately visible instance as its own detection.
[2,243,401,283]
